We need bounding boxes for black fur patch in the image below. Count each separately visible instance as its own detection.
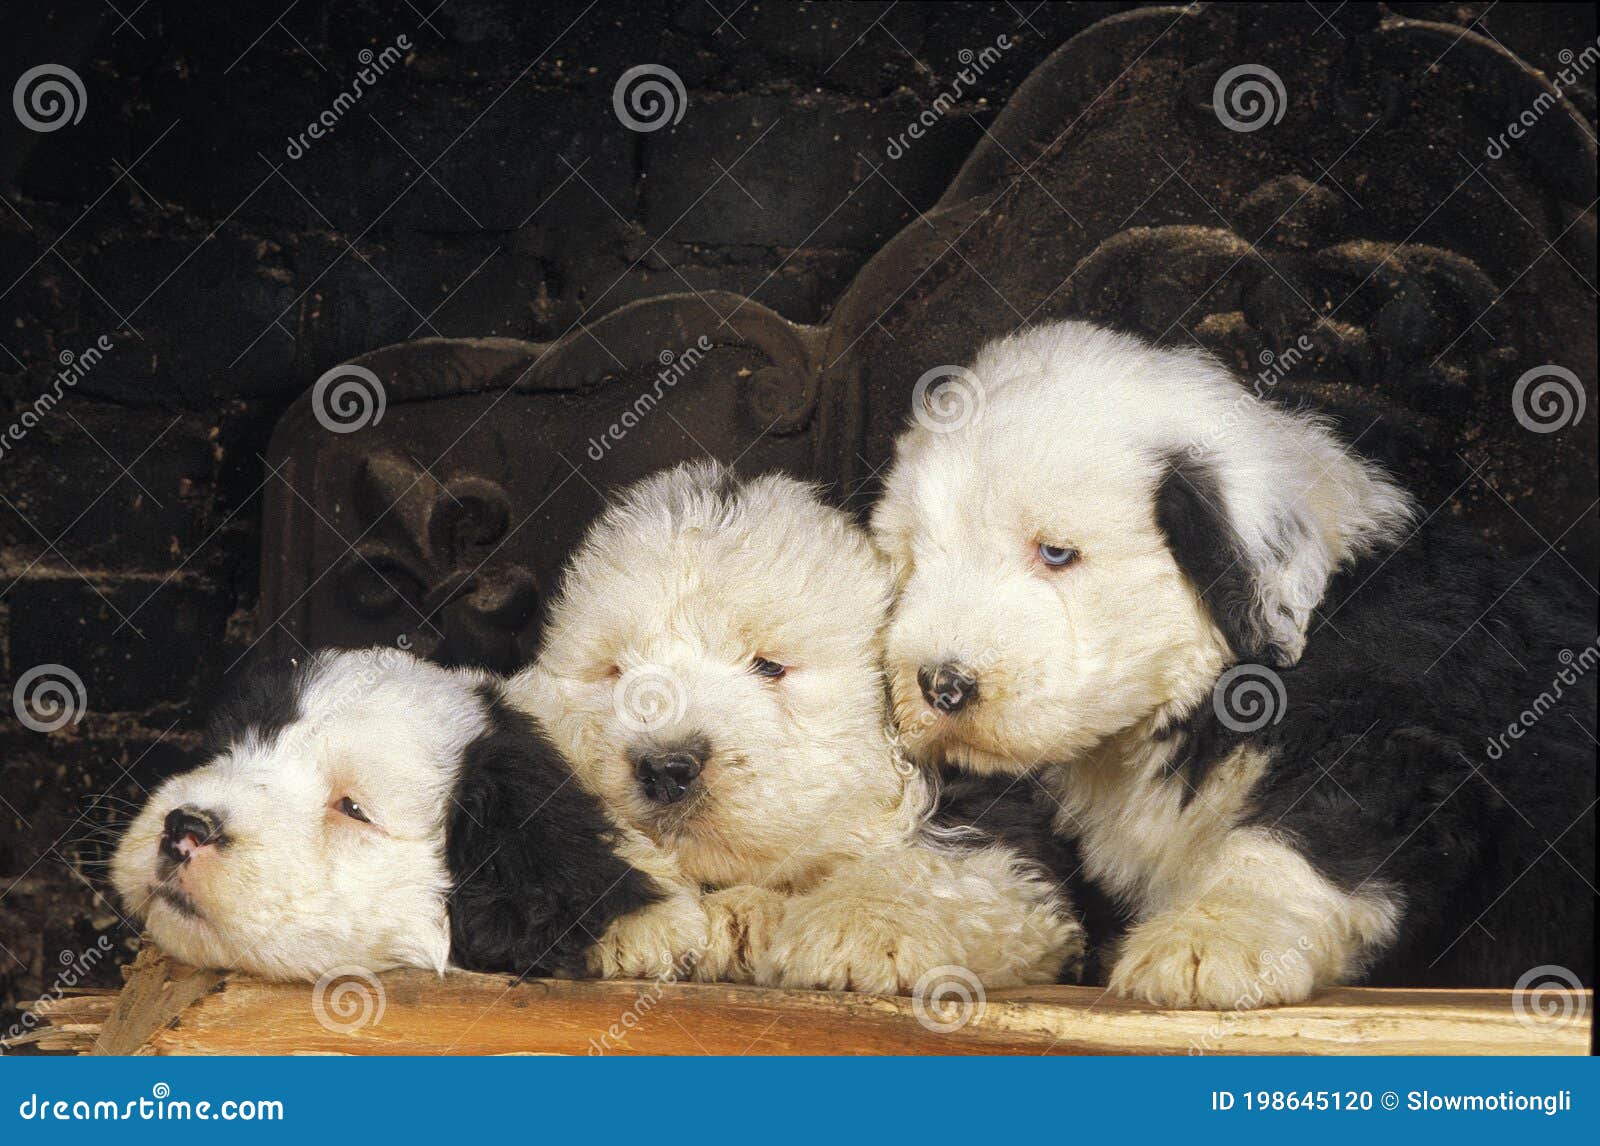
[1153,452,1268,663]
[1150,684,1256,805]
[202,655,317,756]
[445,685,662,977]
[1220,523,1593,987]
[931,769,1127,984]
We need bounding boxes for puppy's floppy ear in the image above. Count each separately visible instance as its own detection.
[1157,406,1413,667]
[446,687,661,976]
[1155,453,1266,663]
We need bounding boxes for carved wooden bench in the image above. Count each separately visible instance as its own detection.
[256,7,1596,669]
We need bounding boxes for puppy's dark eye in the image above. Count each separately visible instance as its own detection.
[751,657,787,679]
[1037,543,1080,568]
[336,797,372,823]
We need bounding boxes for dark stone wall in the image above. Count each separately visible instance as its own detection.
[0,1,1593,1033]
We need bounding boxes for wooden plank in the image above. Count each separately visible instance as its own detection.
[131,968,1590,1057]
[0,991,118,1055]
[88,944,226,1056]
[20,946,1589,1056]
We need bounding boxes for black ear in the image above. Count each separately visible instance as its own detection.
[445,688,661,977]
[1154,452,1278,664]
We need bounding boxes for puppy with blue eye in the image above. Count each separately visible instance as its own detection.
[111,647,708,981]
[517,461,1086,993]
[872,321,1595,1008]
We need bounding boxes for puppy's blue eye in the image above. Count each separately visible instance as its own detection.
[751,657,787,679]
[336,797,372,823]
[1038,543,1079,567]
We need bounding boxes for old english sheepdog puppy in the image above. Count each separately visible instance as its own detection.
[517,461,1086,993]
[872,321,1595,1009]
[111,647,696,981]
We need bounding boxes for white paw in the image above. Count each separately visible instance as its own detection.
[586,890,710,980]
[756,896,959,995]
[694,885,789,983]
[1108,912,1317,1009]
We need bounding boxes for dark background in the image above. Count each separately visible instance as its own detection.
[1,1,1595,1031]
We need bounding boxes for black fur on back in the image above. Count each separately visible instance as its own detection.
[1165,519,1595,987]
[201,654,318,756]
[445,685,662,978]
[931,769,1128,983]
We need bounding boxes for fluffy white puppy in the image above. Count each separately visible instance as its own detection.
[518,462,1085,993]
[111,647,699,981]
[873,321,1595,1008]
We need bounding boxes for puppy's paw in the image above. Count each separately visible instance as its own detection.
[693,885,789,983]
[585,890,710,981]
[756,895,955,995]
[1108,912,1317,1009]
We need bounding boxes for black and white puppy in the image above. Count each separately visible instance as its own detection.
[873,320,1595,1008]
[112,647,697,981]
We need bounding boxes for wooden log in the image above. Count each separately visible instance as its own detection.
[0,991,119,1055]
[18,945,1587,1056]
[89,944,225,1055]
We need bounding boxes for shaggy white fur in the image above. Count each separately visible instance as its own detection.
[516,461,1084,994]
[110,647,702,983]
[872,321,1413,1008]
[110,650,483,979]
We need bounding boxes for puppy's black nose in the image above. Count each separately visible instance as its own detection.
[919,662,979,714]
[635,750,703,805]
[160,806,222,863]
